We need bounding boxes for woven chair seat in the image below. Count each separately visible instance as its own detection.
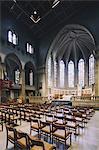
[53,129,70,139]
[67,122,77,128]
[17,137,27,148]
[31,123,39,129]
[10,116,19,120]
[41,126,50,134]
[75,117,83,122]
[31,141,55,150]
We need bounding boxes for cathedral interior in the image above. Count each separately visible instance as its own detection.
[0,1,99,150]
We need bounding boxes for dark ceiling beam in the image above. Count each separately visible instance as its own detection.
[36,5,84,39]
[30,7,53,29]
[16,11,23,19]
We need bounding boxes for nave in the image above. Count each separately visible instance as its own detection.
[0,104,99,150]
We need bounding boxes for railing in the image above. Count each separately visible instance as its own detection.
[72,96,99,108]
[72,96,99,101]
[29,96,48,104]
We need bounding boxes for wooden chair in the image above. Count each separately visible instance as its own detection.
[15,130,56,150]
[40,120,52,141]
[6,125,17,149]
[73,112,85,128]
[30,118,40,137]
[52,123,72,149]
[16,130,29,150]
[28,135,56,150]
[0,110,3,131]
[65,116,80,136]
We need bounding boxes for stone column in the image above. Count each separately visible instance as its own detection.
[57,60,60,88]
[64,61,68,89]
[20,69,25,102]
[0,63,3,79]
[0,63,6,79]
[51,56,54,88]
[95,52,99,96]
[0,63,6,103]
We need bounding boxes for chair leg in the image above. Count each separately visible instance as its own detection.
[2,122,3,131]
[6,139,8,149]
[65,139,66,149]
[70,134,72,145]
[78,126,80,135]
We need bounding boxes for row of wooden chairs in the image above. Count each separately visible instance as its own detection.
[30,117,72,148]
[0,109,21,126]
[6,125,56,150]
[0,104,94,135]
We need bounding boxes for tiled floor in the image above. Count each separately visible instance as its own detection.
[0,111,99,150]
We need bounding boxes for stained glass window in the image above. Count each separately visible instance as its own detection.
[27,43,29,52]
[15,69,20,84]
[13,33,17,45]
[68,61,74,87]
[30,45,34,54]
[26,43,34,54]
[89,54,95,85]
[60,60,65,87]
[8,30,12,43]
[48,56,52,87]
[78,59,84,87]
[29,70,33,86]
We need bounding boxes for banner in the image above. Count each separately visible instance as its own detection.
[0,79,13,89]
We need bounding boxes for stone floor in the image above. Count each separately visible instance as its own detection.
[0,111,99,150]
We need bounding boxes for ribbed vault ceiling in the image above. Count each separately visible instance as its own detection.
[51,24,96,63]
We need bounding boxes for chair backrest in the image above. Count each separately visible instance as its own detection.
[52,123,65,132]
[6,125,17,142]
[28,135,45,150]
[16,130,29,149]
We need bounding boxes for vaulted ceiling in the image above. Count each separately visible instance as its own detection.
[49,24,96,62]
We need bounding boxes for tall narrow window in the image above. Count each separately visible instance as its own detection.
[48,56,52,87]
[60,60,65,87]
[89,54,95,85]
[8,30,18,45]
[13,33,17,45]
[30,45,34,54]
[78,59,84,87]
[27,43,29,52]
[26,43,34,54]
[8,30,12,43]
[68,61,74,87]
[29,70,33,86]
[15,69,20,84]
[54,60,57,87]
